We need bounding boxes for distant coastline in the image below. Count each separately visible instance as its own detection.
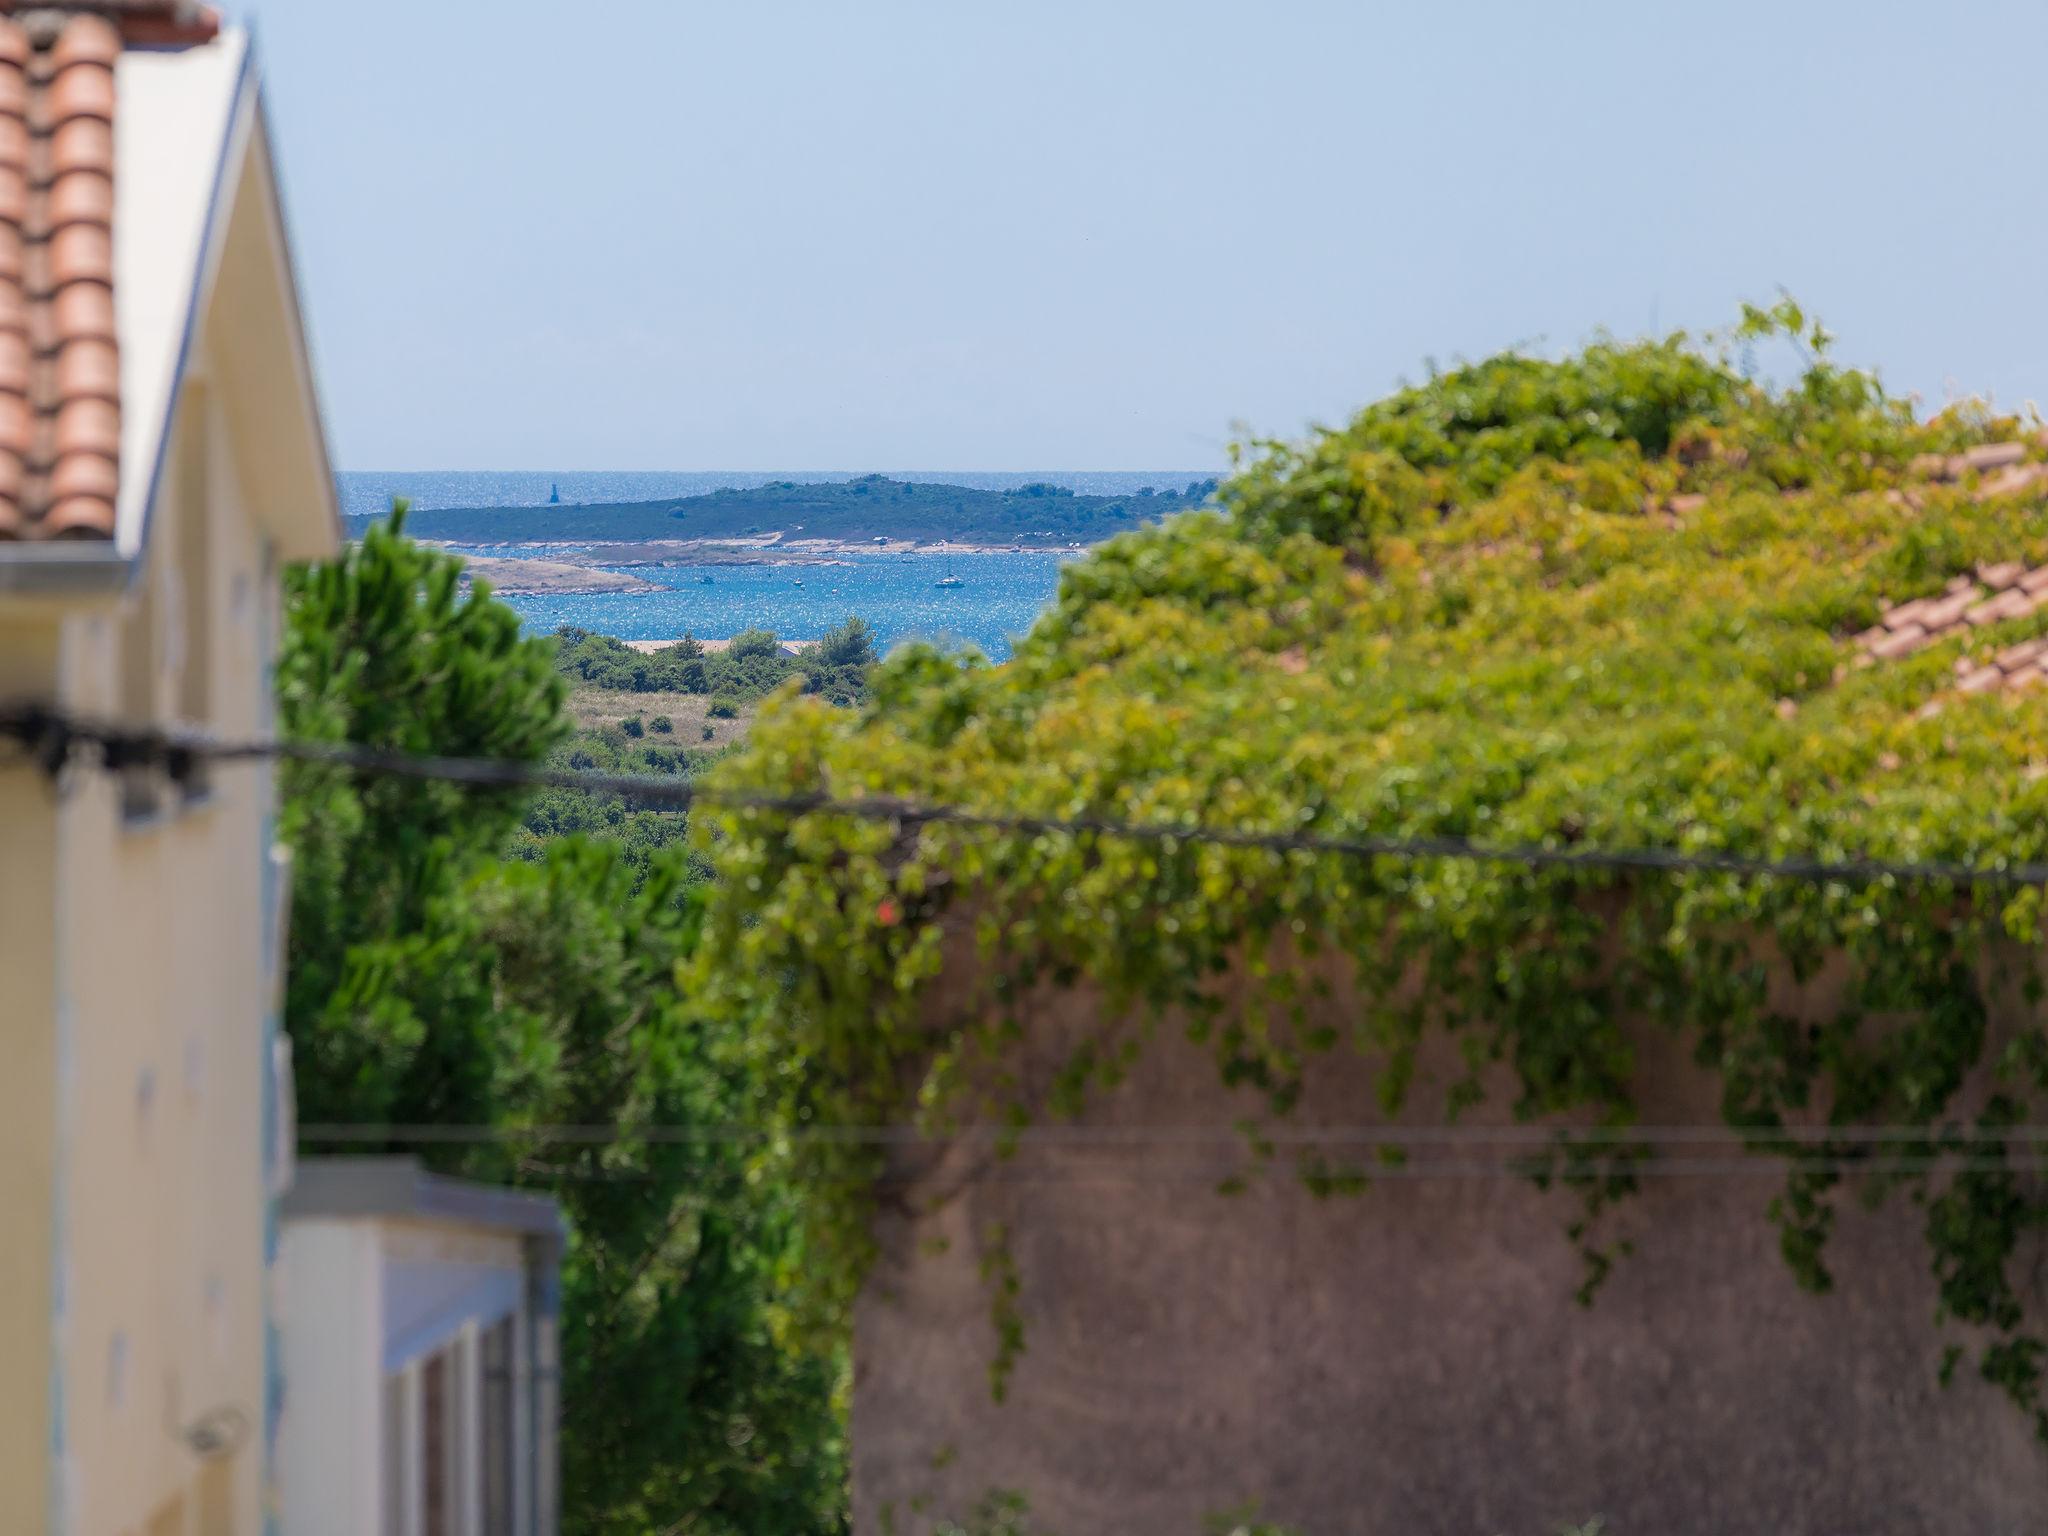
[337,468,1218,521]
[348,473,1219,550]
[373,472,1194,654]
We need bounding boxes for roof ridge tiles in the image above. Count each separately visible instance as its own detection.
[0,3,208,540]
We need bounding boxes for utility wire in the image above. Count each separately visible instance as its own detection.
[295,1121,2048,1148]
[298,1122,2048,1181]
[8,702,2048,889]
[340,1156,2048,1188]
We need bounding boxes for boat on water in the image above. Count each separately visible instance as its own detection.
[935,572,963,590]
[696,574,714,585]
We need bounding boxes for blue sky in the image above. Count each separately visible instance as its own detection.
[243,0,2048,472]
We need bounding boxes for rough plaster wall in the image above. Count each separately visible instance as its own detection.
[852,969,2048,1536]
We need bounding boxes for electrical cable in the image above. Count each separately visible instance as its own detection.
[8,703,2048,889]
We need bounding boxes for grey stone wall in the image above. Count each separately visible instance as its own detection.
[851,975,2048,1535]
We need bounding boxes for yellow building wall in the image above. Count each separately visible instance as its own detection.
[0,618,62,1533]
[0,331,282,1536]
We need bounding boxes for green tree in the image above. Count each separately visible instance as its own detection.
[374,845,848,1535]
[277,501,567,1125]
[280,505,847,1534]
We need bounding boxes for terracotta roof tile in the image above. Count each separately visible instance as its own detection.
[1996,637,2048,671]
[1958,664,2003,693]
[51,278,112,341]
[1966,589,2029,627]
[1979,561,2026,590]
[1979,462,2048,500]
[48,114,105,172]
[1849,446,2048,697]
[1869,625,1929,660]
[53,333,111,397]
[48,13,118,68]
[1918,589,1977,629]
[1953,441,2029,475]
[0,4,220,541]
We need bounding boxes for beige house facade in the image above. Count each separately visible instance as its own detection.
[0,6,337,1535]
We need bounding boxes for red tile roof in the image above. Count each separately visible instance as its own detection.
[1849,439,2048,695]
[0,2,218,541]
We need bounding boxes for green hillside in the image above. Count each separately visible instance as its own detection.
[344,474,1220,545]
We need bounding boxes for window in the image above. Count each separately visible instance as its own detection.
[481,1317,516,1532]
[382,1371,406,1536]
[421,1350,448,1536]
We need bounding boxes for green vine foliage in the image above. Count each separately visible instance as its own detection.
[697,303,2048,1436]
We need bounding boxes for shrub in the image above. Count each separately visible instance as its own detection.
[650,715,673,734]
[815,614,877,669]
[702,723,716,740]
[728,627,781,661]
[707,695,741,720]
[621,715,644,738]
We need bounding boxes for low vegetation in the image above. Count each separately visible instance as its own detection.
[552,616,876,706]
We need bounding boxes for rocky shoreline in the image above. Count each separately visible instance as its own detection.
[456,555,661,595]
[439,534,1074,591]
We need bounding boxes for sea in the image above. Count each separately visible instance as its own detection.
[339,470,1212,659]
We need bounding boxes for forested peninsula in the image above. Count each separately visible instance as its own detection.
[343,474,1219,545]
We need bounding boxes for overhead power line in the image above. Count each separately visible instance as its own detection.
[296,1121,2048,1182]
[295,1121,2048,1149]
[6,701,2048,888]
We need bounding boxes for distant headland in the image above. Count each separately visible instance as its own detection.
[343,473,1220,549]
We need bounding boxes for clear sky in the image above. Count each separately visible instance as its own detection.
[241,0,2048,473]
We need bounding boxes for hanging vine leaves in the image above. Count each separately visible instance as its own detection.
[694,305,2048,1436]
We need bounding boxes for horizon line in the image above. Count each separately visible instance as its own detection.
[334,466,1224,477]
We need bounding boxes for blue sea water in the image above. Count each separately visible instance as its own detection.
[338,468,1213,520]
[467,548,1072,661]
[343,469,1207,661]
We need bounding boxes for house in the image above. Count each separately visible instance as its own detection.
[0,5,338,1533]
[278,1158,564,1536]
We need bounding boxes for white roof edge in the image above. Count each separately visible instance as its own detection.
[246,81,344,554]
[248,88,344,552]
[114,28,251,560]
[113,30,342,564]
[283,1156,567,1246]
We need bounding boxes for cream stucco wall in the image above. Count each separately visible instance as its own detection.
[0,67,335,1533]
[44,351,278,1536]
[0,619,62,1526]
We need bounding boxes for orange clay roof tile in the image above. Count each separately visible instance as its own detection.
[1979,561,2026,589]
[48,14,118,68]
[0,4,221,541]
[53,333,112,396]
[1869,625,1930,660]
[48,114,105,171]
